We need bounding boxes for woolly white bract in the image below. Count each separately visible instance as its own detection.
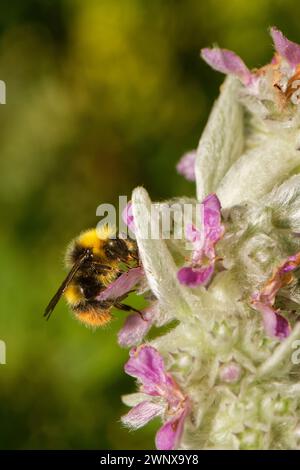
[122,29,300,450]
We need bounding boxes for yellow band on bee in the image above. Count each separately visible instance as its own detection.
[64,284,83,306]
[78,227,116,257]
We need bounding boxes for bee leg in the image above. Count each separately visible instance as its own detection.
[94,263,113,271]
[115,302,147,321]
[116,290,135,300]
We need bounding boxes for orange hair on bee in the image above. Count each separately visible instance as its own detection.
[75,308,112,328]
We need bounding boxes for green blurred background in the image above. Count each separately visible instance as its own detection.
[0,0,299,450]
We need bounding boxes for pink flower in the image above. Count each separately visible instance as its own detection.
[251,253,300,340]
[96,266,144,301]
[201,26,300,82]
[177,193,224,287]
[121,345,189,450]
[201,48,255,86]
[270,27,300,68]
[118,303,159,348]
[122,201,135,233]
[201,27,300,116]
[176,150,196,182]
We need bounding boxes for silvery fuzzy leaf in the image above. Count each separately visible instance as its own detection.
[262,174,300,231]
[131,187,201,322]
[195,69,300,209]
[195,76,244,201]
[217,133,300,208]
[257,322,300,378]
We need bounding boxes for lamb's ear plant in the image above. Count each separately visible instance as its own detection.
[116,27,300,450]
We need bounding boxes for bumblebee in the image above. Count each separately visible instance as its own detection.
[44,226,140,327]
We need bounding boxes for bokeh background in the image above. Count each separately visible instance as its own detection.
[0,0,299,450]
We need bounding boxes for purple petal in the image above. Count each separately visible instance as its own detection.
[202,193,224,244]
[185,223,201,244]
[121,400,164,429]
[270,27,300,68]
[201,48,253,86]
[177,265,214,287]
[176,150,196,182]
[178,194,224,288]
[203,192,221,216]
[125,346,172,396]
[118,313,152,348]
[97,266,144,301]
[279,253,300,274]
[273,312,291,340]
[118,304,159,348]
[253,302,291,340]
[122,201,135,233]
[155,411,187,450]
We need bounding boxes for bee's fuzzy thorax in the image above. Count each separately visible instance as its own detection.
[78,228,100,247]
[78,228,105,258]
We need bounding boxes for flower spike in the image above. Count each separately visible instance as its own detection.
[178,193,224,287]
[122,346,189,450]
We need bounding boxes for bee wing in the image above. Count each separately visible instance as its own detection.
[44,251,89,320]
